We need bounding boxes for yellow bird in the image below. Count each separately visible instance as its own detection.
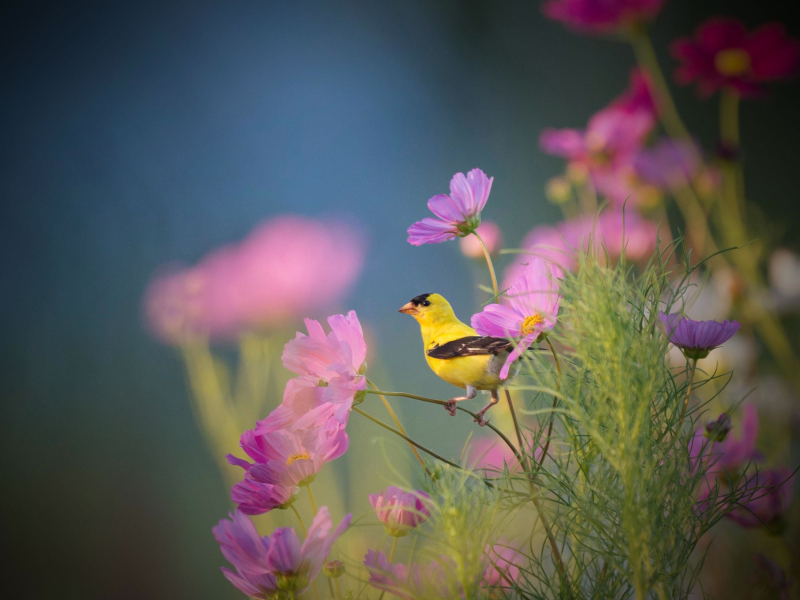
[398,293,516,425]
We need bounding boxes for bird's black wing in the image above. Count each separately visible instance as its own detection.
[427,336,512,359]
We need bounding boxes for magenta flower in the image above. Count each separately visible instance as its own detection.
[407,169,493,245]
[472,259,562,379]
[258,311,367,435]
[364,550,454,600]
[542,0,666,35]
[671,18,800,97]
[609,68,659,117]
[213,507,351,597]
[143,216,364,343]
[634,139,701,190]
[660,312,741,359]
[459,221,503,259]
[727,467,795,528]
[483,543,523,588]
[369,486,431,537]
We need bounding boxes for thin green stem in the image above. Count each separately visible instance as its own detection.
[504,388,529,472]
[720,88,740,147]
[328,577,336,599]
[678,359,698,430]
[537,338,562,470]
[335,578,342,599]
[377,537,401,600]
[290,504,307,537]
[473,230,500,299]
[306,485,318,517]
[312,581,320,600]
[367,378,431,476]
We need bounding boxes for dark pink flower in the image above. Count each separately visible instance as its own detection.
[472,259,562,379]
[369,486,431,537]
[483,543,523,588]
[671,18,800,97]
[542,0,666,35]
[363,550,454,600]
[727,467,795,528]
[214,508,351,597]
[660,312,741,359]
[144,216,364,343]
[459,221,503,259]
[408,169,493,245]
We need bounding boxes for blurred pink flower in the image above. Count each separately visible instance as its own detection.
[633,139,701,190]
[258,311,367,435]
[364,550,454,600]
[689,404,758,478]
[368,486,431,537]
[671,18,800,97]
[727,467,795,528]
[483,543,523,588]
[542,0,666,35]
[609,68,659,117]
[469,437,521,473]
[472,259,562,379]
[143,216,364,343]
[459,221,503,259]
[503,211,659,281]
[408,169,493,245]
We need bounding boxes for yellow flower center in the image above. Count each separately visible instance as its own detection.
[714,48,751,77]
[286,452,311,466]
[520,314,544,336]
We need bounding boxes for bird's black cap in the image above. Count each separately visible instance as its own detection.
[409,293,433,306]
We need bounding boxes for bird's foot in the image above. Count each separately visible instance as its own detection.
[473,413,490,427]
[444,399,457,417]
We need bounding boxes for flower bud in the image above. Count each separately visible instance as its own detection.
[545,176,572,204]
[704,413,732,442]
[323,559,345,578]
[459,222,503,259]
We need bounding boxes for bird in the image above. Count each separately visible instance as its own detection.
[398,293,517,426]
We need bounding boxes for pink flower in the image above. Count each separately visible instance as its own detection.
[258,311,367,435]
[143,216,364,343]
[671,18,800,97]
[369,486,431,537]
[408,169,493,245]
[542,0,666,35]
[609,68,660,117]
[472,259,562,379]
[363,550,454,600]
[633,139,701,190]
[660,312,741,359]
[459,221,503,259]
[214,508,351,596]
[483,543,523,588]
[469,437,522,473]
[727,467,795,528]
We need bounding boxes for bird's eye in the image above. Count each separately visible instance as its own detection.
[422,300,431,307]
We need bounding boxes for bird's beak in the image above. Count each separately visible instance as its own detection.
[398,302,418,315]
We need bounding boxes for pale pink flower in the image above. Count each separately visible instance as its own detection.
[368,486,431,537]
[408,169,493,245]
[143,216,364,343]
[473,259,562,379]
[459,221,503,259]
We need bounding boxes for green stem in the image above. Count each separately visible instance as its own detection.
[306,485,318,517]
[473,230,500,300]
[335,579,342,600]
[328,578,336,599]
[363,388,522,465]
[389,536,398,562]
[678,359,698,430]
[537,338,562,471]
[367,378,431,476]
[720,88,740,147]
[290,504,307,537]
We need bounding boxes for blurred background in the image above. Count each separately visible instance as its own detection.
[1,1,798,598]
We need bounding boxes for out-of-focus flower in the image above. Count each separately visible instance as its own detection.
[689,405,758,482]
[727,467,794,528]
[660,312,741,360]
[258,311,367,435]
[769,248,800,313]
[473,259,562,379]
[364,550,454,600]
[369,486,431,537]
[505,210,659,278]
[704,413,732,443]
[545,176,573,205]
[542,0,666,35]
[483,543,523,588]
[323,559,345,578]
[227,426,346,515]
[469,437,521,473]
[143,216,364,343]
[671,18,800,97]
[634,139,701,190]
[753,554,793,600]
[408,169,493,245]
[609,68,659,117]
[459,221,503,259]
[213,508,351,597]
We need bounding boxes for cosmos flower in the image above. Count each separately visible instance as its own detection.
[257,311,367,435]
[143,216,364,343]
[363,550,455,600]
[483,543,524,588]
[660,312,741,359]
[368,486,431,537]
[727,467,795,528]
[472,259,562,379]
[459,221,503,259]
[408,169,493,245]
[542,0,666,35]
[671,18,800,97]
[633,138,702,190]
[213,508,351,597]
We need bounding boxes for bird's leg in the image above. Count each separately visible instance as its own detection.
[473,389,499,426]
[444,385,476,417]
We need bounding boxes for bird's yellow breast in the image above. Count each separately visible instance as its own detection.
[425,353,502,390]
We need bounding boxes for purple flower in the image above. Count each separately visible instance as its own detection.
[634,139,701,190]
[369,486,431,537]
[727,467,795,528]
[472,258,562,379]
[660,312,741,359]
[213,508,351,596]
[542,0,666,35]
[363,550,454,600]
[408,169,493,245]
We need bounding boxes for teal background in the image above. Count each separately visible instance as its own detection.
[1,1,798,598]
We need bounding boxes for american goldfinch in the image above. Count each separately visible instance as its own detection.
[399,293,516,425]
